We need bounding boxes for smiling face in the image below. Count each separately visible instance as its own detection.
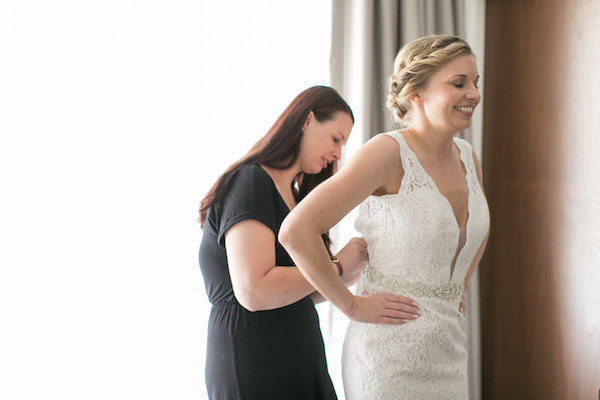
[298,110,353,174]
[416,54,481,134]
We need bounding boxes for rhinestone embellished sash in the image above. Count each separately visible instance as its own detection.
[364,265,463,300]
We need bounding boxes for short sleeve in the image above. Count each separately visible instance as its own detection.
[216,165,279,247]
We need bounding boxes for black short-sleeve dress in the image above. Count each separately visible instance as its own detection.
[199,165,337,400]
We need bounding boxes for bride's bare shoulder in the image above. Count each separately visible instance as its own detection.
[344,132,405,195]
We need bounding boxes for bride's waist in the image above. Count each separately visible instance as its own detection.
[361,265,463,301]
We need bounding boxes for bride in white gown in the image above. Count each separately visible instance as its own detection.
[280,35,489,400]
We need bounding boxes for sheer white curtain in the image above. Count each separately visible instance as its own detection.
[323,1,487,399]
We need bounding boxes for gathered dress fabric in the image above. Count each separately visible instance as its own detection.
[199,165,337,400]
[341,132,490,400]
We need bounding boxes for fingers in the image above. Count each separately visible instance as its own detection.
[375,294,421,323]
[383,295,420,314]
[351,237,367,246]
[384,302,420,317]
[381,309,420,320]
[350,292,424,324]
[359,247,368,261]
[362,291,420,314]
[356,240,368,258]
[377,305,420,324]
[349,237,368,258]
[338,238,368,264]
[380,316,411,324]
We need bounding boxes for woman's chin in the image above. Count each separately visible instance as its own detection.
[311,165,325,174]
[457,118,472,130]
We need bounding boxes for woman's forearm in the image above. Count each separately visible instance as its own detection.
[235,265,317,311]
[279,221,355,315]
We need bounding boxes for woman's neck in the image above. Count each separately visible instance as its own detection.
[260,164,300,209]
[406,124,456,161]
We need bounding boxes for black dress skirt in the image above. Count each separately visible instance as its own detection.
[199,165,337,400]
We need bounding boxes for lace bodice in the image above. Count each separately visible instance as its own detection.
[342,132,490,400]
[355,132,489,288]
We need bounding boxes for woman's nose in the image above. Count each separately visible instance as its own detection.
[467,84,481,102]
[333,147,341,161]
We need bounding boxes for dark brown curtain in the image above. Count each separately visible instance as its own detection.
[481,0,600,398]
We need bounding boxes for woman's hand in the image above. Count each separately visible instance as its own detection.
[335,237,368,286]
[346,290,421,324]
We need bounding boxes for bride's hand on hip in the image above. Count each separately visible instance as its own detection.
[347,290,421,324]
[335,237,368,286]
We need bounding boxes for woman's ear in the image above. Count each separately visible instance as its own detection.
[302,111,314,131]
[409,93,422,105]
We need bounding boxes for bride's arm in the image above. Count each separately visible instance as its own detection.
[280,135,420,323]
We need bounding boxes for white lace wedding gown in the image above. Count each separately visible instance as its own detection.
[341,132,490,400]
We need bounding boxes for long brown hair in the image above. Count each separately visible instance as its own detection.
[199,86,353,248]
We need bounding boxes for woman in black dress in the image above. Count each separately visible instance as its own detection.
[198,86,368,399]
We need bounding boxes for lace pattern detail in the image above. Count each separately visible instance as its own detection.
[342,131,490,400]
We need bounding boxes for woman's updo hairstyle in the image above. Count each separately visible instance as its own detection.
[387,34,473,123]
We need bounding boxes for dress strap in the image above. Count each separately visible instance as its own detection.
[381,131,412,177]
[453,137,479,192]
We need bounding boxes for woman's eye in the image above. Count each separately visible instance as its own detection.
[453,83,464,88]
[333,137,339,143]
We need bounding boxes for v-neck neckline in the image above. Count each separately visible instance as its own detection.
[398,134,472,281]
[258,165,294,212]
[398,134,471,233]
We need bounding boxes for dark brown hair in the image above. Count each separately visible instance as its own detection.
[199,86,353,248]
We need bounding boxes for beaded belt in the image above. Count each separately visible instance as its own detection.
[363,265,463,300]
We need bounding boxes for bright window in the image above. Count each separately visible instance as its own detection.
[0,1,332,399]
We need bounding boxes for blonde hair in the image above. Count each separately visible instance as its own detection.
[387,34,473,123]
